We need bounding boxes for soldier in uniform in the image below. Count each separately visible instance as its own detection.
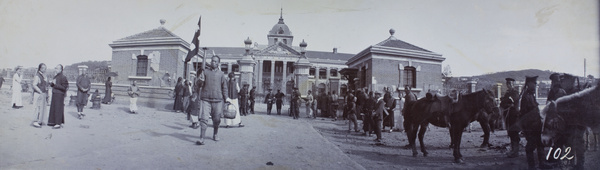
[500,78,520,158]
[519,76,550,169]
[264,89,275,115]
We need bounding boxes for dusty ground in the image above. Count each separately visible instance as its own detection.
[0,86,599,170]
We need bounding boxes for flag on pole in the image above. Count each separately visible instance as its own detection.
[185,16,202,63]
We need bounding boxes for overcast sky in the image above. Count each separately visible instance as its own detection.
[1,0,598,77]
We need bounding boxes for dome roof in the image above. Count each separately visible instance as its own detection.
[268,23,292,36]
[268,10,292,36]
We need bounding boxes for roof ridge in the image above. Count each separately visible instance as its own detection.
[375,36,431,53]
[119,26,179,40]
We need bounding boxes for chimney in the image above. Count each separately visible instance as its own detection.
[333,48,338,54]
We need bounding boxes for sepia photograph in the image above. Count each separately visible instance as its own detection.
[0,0,599,169]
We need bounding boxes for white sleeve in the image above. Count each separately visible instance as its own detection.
[236,82,240,93]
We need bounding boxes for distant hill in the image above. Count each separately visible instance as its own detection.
[473,69,557,83]
[64,60,110,72]
[445,69,582,93]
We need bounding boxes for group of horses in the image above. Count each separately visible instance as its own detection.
[401,77,599,169]
[402,87,497,163]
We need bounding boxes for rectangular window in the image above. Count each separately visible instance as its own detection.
[263,61,271,73]
[221,64,228,74]
[404,67,416,88]
[319,69,327,79]
[136,55,148,76]
[232,64,239,72]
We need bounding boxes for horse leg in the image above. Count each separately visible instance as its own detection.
[572,131,586,170]
[479,121,491,148]
[418,123,429,157]
[451,125,465,163]
[411,124,419,157]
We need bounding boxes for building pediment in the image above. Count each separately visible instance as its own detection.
[255,42,301,56]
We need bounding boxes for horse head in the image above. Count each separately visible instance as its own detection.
[540,101,565,146]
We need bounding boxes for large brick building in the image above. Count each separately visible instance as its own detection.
[109,14,354,96]
[109,16,444,98]
[346,29,445,96]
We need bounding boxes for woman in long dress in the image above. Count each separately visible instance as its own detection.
[102,77,112,104]
[11,66,23,109]
[48,64,68,129]
[173,77,184,112]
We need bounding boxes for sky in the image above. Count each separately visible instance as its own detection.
[0,0,598,77]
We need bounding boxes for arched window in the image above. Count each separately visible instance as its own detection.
[136,55,148,76]
[278,27,284,34]
[404,66,416,88]
[283,39,287,45]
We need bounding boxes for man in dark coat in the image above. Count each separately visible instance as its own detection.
[76,68,90,119]
[501,77,521,158]
[363,91,376,136]
[373,92,388,142]
[48,64,68,129]
[239,83,249,116]
[519,76,550,169]
[249,86,256,114]
[275,89,284,115]
[290,87,301,119]
[383,87,396,132]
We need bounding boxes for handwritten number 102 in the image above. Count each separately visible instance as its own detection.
[546,147,574,160]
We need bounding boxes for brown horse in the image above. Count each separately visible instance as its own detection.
[541,82,600,170]
[449,89,496,163]
[406,89,496,161]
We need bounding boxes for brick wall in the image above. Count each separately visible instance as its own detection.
[111,47,185,87]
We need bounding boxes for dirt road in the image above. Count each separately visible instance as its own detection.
[1,88,599,169]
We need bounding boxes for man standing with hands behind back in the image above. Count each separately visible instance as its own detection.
[196,55,230,145]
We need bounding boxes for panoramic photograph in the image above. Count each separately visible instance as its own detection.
[1,0,599,169]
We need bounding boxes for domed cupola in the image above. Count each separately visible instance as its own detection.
[267,8,293,46]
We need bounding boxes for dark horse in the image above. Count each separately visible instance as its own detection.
[406,89,496,163]
[541,82,600,170]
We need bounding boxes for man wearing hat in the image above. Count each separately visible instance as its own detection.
[547,73,566,103]
[519,76,550,169]
[500,77,520,158]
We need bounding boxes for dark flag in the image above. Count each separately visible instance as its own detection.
[185,16,201,63]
